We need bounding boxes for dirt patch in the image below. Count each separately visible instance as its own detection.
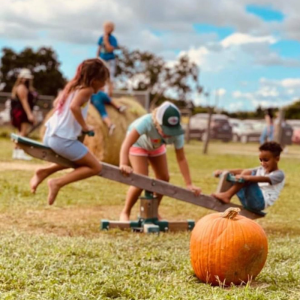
[0,205,128,237]
[0,161,44,171]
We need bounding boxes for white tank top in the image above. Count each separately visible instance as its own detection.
[45,90,90,140]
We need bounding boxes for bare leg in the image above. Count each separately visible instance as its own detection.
[15,123,30,150]
[102,116,112,128]
[108,81,113,98]
[47,151,102,205]
[119,155,149,221]
[110,99,120,110]
[30,164,67,193]
[149,153,169,220]
[212,182,245,203]
[110,99,126,113]
[19,122,30,137]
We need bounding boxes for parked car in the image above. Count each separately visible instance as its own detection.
[292,127,300,144]
[188,113,232,142]
[229,120,265,143]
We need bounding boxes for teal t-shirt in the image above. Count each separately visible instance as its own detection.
[128,114,184,151]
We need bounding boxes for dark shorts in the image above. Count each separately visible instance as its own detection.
[11,107,33,130]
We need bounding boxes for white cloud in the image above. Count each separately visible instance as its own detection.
[281,78,300,88]
[221,33,277,48]
[218,88,227,96]
[232,76,300,109]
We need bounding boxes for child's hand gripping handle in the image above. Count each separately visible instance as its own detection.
[82,130,95,137]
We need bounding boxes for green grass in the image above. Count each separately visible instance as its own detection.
[0,133,300,299]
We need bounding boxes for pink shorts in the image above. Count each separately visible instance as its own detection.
[129,145,166,157]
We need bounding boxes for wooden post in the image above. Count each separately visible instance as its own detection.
[203,106,213,154]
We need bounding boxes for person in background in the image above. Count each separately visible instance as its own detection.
[91,89,126,135]
[260,108,274,144]
[96,21,118,98]
[10,68,37,160]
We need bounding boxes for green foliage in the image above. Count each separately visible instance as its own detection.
[0,47,66,96]
[115,47,202,106]
[284,100,300,119]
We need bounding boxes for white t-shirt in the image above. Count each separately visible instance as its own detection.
[253,166,285,208]
[45,90,90,140]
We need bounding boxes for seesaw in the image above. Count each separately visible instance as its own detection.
[11,133,266,233]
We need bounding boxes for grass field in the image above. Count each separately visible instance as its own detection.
[0,130,300,299]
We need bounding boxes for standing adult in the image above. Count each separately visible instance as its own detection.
[96,21,118,97]
[10,68,37,160]
[260,108,274,144]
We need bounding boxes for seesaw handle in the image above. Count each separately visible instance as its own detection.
[82,130,95,137]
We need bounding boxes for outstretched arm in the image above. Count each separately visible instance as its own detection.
[236,174,272,184]
[96,45,102,57]
[175,147,201,195]
[214,169,246,177]
[119,129,140,174]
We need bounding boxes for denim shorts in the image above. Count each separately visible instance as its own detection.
[43,134,88,162]
[236,183,265,211]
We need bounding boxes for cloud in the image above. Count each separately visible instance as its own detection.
[0,0,277,45]
[281,78,300,88]
[221,33,276,47]
[232,76,300,109]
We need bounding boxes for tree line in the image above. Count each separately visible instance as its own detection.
[0,46,298,119]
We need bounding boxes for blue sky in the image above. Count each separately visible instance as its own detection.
[1,0,300,112]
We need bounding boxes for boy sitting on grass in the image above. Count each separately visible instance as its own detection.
[212,141,285,213]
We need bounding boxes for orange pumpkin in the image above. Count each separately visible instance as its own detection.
[190,208,268,286]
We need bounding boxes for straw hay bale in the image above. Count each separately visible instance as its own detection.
[41,97,146,165]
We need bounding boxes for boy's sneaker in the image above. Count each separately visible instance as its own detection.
[118,106,126,113]
[108,124,116,136]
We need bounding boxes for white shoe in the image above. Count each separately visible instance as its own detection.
[118,105,126,113]
[108,124,116,136]
[18,149,32,161]
[12,149,20,159]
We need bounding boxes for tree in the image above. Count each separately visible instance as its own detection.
[115,47,202,108]
[0,47,66,96]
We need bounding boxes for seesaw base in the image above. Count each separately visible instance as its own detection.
[101,191,195,233]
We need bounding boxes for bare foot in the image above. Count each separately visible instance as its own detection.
[211,192,231,204]
[119,212,130,221]
[47,179,60,205]
[30,169,48,193]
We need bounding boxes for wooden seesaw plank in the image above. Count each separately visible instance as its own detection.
[11,133,266,219]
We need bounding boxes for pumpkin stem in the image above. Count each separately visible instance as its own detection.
[222,207,240,219]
